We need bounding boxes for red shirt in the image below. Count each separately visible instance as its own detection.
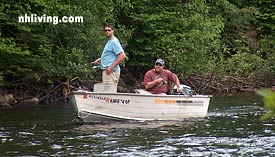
[144,69,178,94]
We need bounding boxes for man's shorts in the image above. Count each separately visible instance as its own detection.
[102,70,120,86]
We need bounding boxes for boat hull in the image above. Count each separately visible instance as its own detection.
[71,91,211,123]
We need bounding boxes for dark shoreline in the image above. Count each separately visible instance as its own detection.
[0,83,273,110]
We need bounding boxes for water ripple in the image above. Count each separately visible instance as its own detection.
[1,96,275,156]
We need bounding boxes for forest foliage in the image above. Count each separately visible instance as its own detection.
[1,0,275,98]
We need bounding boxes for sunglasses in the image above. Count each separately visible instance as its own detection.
[104,29,112,32]
[155,63,163,66]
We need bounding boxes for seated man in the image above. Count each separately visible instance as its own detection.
[144,59,182,94]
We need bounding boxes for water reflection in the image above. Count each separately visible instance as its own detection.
[75,120,198,132]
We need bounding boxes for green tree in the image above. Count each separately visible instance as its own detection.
[1,0,275,100]
[0,0,132,86]
[125,0,224,79]
[0,0,133,101]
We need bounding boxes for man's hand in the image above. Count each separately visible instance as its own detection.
[156,78,166,84]
[106,66,114,74]
[177,87,183,93]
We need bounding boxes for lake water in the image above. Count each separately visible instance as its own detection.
[1,94,275,156]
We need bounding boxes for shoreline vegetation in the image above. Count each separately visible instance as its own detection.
[1,73,274,109]
[1,1,275,109]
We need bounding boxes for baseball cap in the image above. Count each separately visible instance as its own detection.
[155,59,165,65]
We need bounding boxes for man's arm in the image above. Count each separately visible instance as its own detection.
[173,75,182,93]
[144,78,165,90]
[106,52,126,74]
[92,58,101,64]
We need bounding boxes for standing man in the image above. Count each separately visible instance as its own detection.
[144,59,182,94]
[93,24,126,86]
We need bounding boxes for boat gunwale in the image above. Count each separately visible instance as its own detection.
[70,91,212,98]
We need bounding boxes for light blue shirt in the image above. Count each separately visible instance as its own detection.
[101,37,124,72]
